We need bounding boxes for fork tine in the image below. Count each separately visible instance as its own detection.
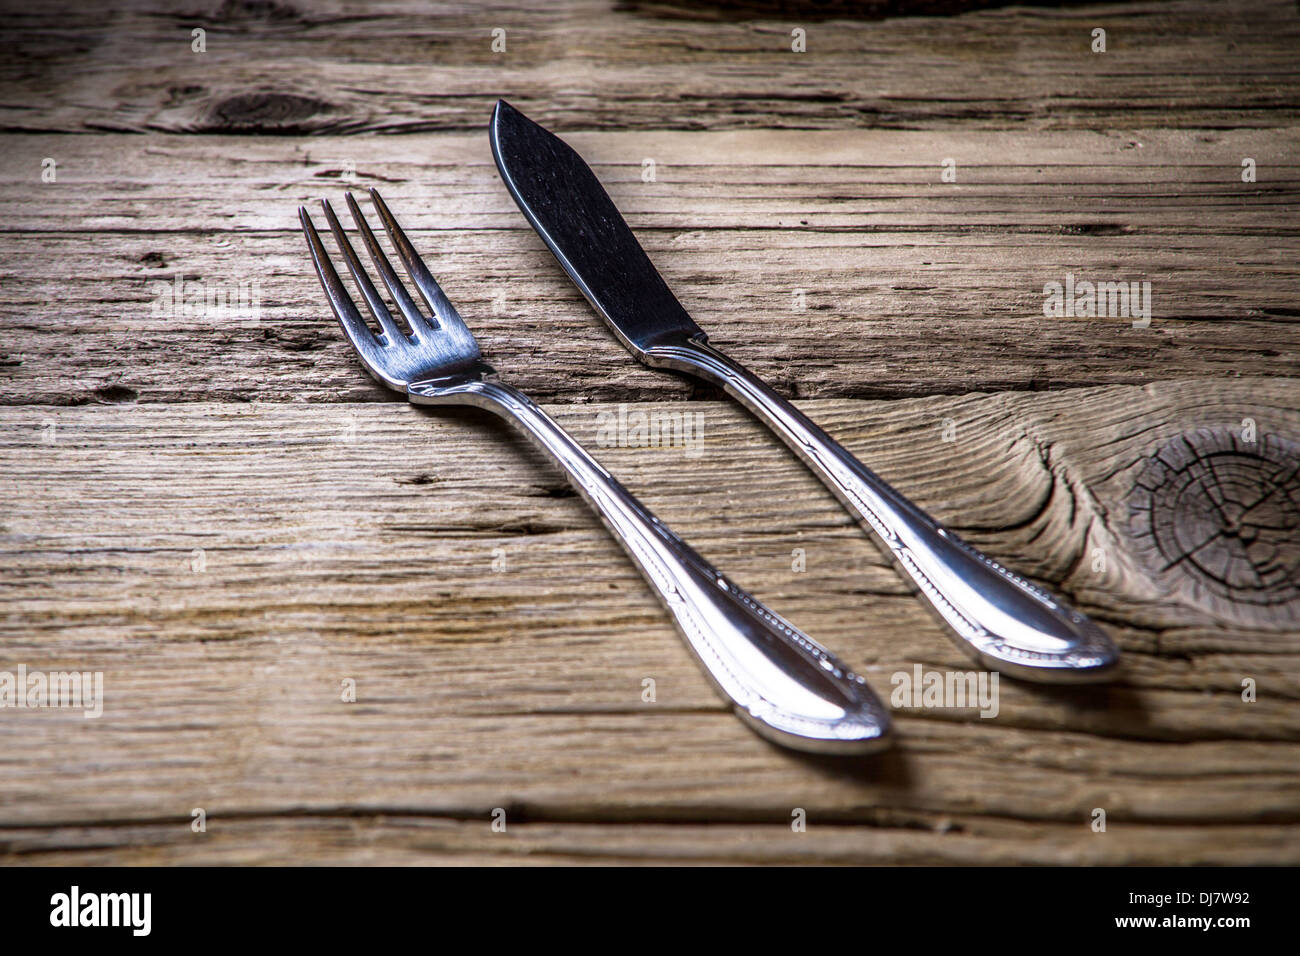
[321,198,406,343]
[344,192,436,337]
[368,187,466,331]
[299,206,379,353]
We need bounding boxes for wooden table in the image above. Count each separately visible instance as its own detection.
[1,0,1297,865]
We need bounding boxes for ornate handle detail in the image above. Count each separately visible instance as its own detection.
[645,339,1119,683]
[409,377,891,752]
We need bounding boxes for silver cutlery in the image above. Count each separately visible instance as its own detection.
[298,188,891,753]
[490,100,1119,682]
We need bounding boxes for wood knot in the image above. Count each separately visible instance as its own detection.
[199,91,333,133]
[215,0,303,23]
[1125,427,1300,626]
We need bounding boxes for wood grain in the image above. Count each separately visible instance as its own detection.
[1,0,1297,134]
[2,0,1298,865]
[2,127,1296,405]
[5,817,1299,866]
[2,381,1298,863]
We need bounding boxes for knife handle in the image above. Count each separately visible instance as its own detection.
[644,338,1118,682]
[410,377,891,753]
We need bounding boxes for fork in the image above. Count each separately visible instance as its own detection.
[298,188,891,754]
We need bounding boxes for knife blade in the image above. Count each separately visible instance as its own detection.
[489,100,703,356]
[490,99,1119,683]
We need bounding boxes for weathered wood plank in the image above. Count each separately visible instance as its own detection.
[3,381,1297,862]
[1,1,1297,134]
[5,816,1299,866]
[2,128,1296,405]
[3,0,1298,868]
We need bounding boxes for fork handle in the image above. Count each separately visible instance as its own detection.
[408,377,890,754]
[642,338,1119,683]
